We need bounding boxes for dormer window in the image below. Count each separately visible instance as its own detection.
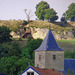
[27,72,34,75]
[53,55,56,60]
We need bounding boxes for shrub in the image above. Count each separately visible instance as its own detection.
[22,20,28,25]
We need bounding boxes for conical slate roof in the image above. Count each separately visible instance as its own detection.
[35,30,64,51]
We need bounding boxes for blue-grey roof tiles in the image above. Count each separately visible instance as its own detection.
[35,30,64,51]
[62,59,75,75]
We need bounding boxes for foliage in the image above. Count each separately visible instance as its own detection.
[0,41,34,75]
[35,1,58,22]
[8,43,21,57]
[0,38,42,75]
[44,8,58,22]
[0,26,11,53]
[28,36,33,42]
[35,1,50,20]
[0,44,10,58]
[0,56,33,75]
[64,51,75,58]
[0,56,18,75]
[67,69,74,75]
[0,42,22,58]
[22,20,28,25]
[0,26,11,43]
[65,3,75,22]
[22,38,43,59]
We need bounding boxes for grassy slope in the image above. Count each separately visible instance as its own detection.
[0,20,74,32]
[29,21,74,32]
[57,40,75,51]
[1,39,75,52]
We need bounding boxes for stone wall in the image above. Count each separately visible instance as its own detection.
[35,51,46,68]
[35,51,64,70]
[45,51,64,70]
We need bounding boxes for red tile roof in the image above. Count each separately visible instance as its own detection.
[32,67,64,75]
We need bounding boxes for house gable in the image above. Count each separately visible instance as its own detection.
[19,66,41,75]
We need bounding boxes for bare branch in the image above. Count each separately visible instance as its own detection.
[24,9,33,22]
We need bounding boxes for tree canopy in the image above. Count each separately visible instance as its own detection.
[0,26,11,43]
[35,1,58,22]
[35,1,50,21]
[65,3,75,22]
[44,8,58,22]
[0,38,42,75]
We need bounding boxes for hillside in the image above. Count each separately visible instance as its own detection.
[57,40,75,51]
[29,21,75,31]
[0,20,75,40]
[0,20,75,31]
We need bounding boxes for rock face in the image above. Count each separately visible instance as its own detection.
[10,31,20,38]
[10,28,31,38]
[10,27,75,40]
[30,27,49,39]
[30,27,75,40]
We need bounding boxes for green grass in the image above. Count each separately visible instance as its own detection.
[29,21,73,32]
[0,20,74,33]
[57,39,75,44]
[57,40,75,51]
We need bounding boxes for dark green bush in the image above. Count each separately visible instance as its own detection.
[64,51,75,58]
[22,20,28,25]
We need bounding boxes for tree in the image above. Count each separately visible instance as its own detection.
[35,1,58,22]
[22,20,28,25]
[65,3,75,22]
[44,8,58,22]
[64,51,75,58]
[0,56,34,75]
[35,1,50,20]
[0,56,18,75]
[24,39,42,59]
[0,26,11,50]
[8,43,21,57]
[24,9,33,22]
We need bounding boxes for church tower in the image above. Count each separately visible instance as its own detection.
[35,30,64,71]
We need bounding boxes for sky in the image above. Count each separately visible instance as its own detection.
[0,0,75,21]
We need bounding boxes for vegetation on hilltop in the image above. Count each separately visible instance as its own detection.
[0,20,28,32]
[29,21,74,32]
[35,1,58,22]
[0,19,75,30]
[64,3,75,22]
[35,1,75,22]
